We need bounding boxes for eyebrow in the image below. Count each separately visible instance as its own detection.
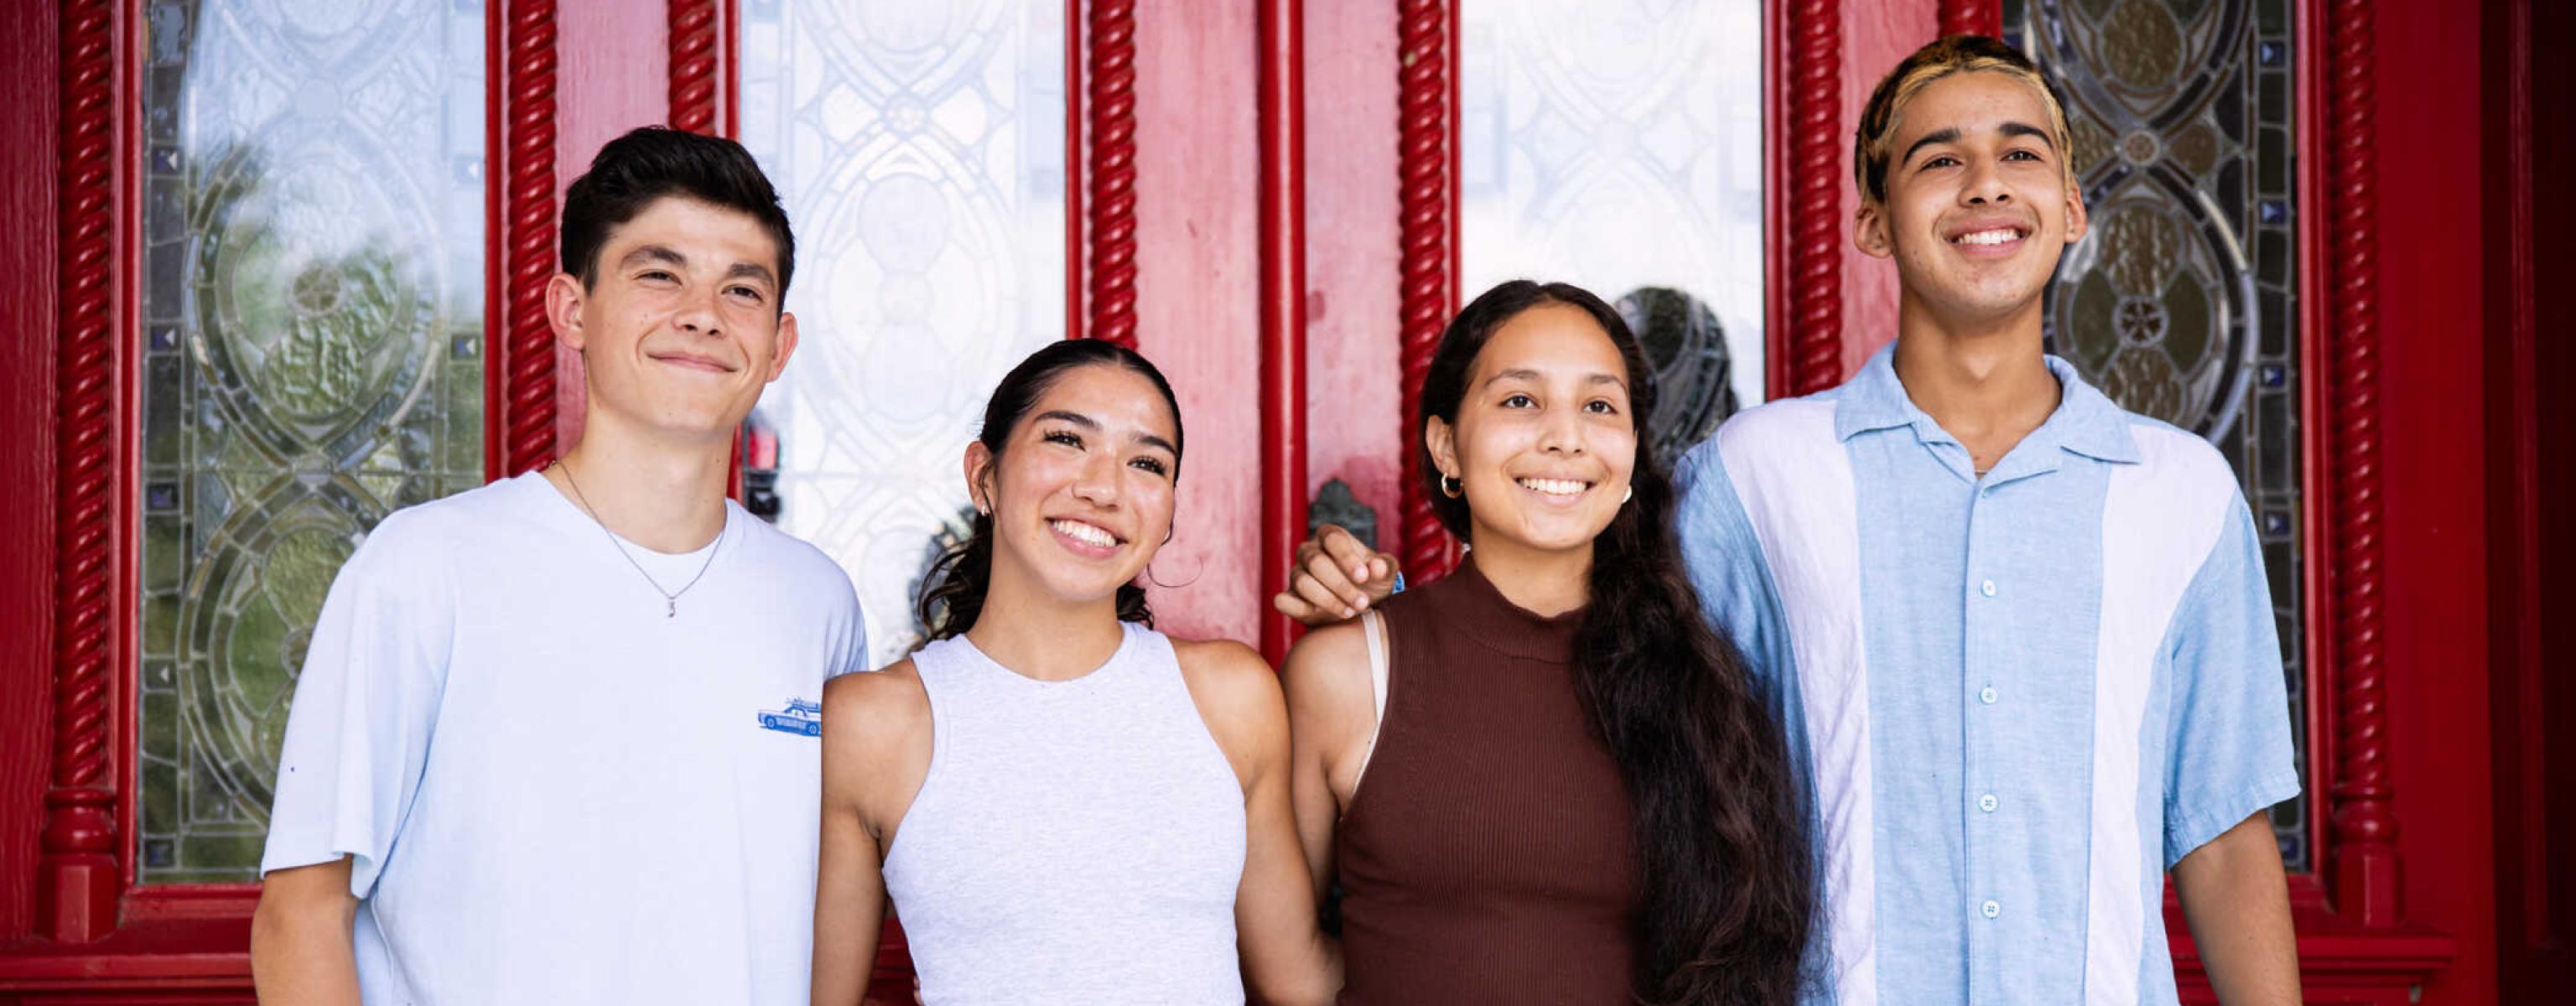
[616,245,777,288]
[618,245,687,271]
[1901,120,2055,165]
[1035,409,1179,458]
[1483,368,1628,390]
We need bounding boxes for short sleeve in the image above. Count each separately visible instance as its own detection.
[2158,497,2302,868]
[260,511,456,898]
[1673,439,1797,702]
[833,584,870,678]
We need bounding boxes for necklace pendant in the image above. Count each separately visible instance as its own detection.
[667,599,677,618]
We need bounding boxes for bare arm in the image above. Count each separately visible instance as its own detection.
[2173,812,2301,1005]
[1280,620,1375,905]
[251,858,361,1006]
[1178,640,1339,1006]
[813,666,931,1006]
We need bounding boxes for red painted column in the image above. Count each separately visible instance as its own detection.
[38,0,132,946]
[1257,0,1309,666]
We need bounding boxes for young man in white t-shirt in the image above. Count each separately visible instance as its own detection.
[251,127,868,1005]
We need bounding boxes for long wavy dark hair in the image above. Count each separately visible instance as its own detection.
[1420,280,1814,1004]
[914,340,1182,642]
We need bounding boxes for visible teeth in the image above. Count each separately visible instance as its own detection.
[1515,477,1589,496]
[1051,519,1116,547]
[1955,228,2019,246]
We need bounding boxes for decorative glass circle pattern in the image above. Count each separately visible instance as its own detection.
[2010,0,2310,870]
[138,0,486,884]
[740,0,1069,664]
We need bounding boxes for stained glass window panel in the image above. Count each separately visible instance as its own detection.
[2007,0,2310,871]
[138,0,487,884]
[740,0,1068,665]
[1461,0,1766,460]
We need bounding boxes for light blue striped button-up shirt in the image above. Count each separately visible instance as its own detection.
[1675,344,2300,1005]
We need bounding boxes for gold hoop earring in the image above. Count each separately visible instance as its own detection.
[1439,474,1462,499]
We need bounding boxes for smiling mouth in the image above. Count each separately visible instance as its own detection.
[1950,226,2029,247]
[650,353,736,373]
[1515,476,1593,498]
[1049,518,1123,549]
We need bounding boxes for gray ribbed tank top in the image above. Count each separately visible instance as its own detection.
[880,620,1248,1005]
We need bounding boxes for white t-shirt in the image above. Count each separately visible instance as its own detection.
[262,471,867,1005]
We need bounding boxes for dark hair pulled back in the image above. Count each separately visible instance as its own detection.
[1419,280,1815,1005]
[915,339,1183,642]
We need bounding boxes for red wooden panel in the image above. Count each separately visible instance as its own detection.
[2488,3,2576,998]
[0,0,63,947]
[1128,0,1264,646]
[1300,0,1405,566]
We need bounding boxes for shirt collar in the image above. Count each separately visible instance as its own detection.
[1832,342,2142,465]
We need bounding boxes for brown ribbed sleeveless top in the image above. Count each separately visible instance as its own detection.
[1333,557,1641,1004]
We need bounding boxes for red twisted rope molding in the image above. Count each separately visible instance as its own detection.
[1785,0,1844,397]
[1394,0,1458,582]
[1938,0,2001,39]
[500,0,559,474]
[42,0,122,942]
[2322,0,2397,926]
[1083,0,1139,348]
[668,0,721,135]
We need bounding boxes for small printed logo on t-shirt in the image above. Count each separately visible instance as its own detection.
[756,697,823,738]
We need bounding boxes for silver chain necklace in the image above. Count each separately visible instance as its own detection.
[552,459,726,618]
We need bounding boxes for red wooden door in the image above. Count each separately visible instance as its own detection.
[0,1,2516,1003]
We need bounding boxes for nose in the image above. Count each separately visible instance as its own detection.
[673,283,724,339]
[1538,407,1587,456]
[1962,157,2014,206]
[1068,450,1123,507]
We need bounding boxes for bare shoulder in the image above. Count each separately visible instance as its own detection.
[823,656,930,726]
[821,658,934,833]
[1280,619,1371,700]
[1170,637,1285,782]
[1171,637,1284,710]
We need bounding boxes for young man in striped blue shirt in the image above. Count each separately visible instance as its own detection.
[1282,34,2302,1005]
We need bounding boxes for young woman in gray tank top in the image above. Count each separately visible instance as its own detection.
[811,340,1337,1005]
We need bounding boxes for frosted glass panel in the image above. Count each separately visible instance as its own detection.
[1462,0,1767,458]
[740,0,1068,664]
[136,0,486,884]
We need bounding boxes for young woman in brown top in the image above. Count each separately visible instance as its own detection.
[1278,281,1813,1004]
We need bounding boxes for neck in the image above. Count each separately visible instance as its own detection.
[545,408,735,553]
[1462,531,1592,618]
[965,552,1130,682]
[1891,291,2061,466]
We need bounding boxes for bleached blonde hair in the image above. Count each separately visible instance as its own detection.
[1853,35,2076,205]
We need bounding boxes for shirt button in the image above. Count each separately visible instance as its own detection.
[1981,900,2002,919]
[1980,685,1998,704]
[1979,579,1998,598]
[1979,793,1999,813]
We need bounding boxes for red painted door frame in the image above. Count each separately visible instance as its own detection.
[0,0,2519,1001]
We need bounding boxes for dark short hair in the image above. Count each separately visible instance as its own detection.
[558,127,797,299]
